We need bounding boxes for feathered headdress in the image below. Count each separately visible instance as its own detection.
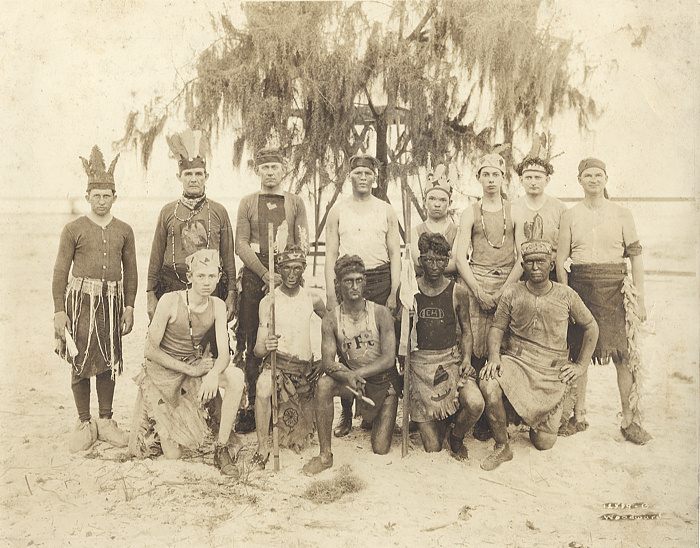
[521,213,553,257]
[516,132,555,176]
[166,129,210,172]
[80,145,119,191]
[426,164,452,198]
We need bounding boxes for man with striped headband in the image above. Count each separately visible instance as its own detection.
[250,245,325,470]
[479,226,598,470]
[53,145,137,453]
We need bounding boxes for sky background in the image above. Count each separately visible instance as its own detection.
[0,0,698,204]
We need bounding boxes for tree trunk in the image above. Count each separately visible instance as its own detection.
[373,115,389,202]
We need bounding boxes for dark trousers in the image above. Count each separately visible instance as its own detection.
[237,267,265,406]
[71,370,115,422]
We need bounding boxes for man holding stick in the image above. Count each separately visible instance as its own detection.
[303,255,399,475]
[251,245,325,470]
[324,153,401,437]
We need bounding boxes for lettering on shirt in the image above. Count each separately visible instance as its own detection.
[419,307,444,320]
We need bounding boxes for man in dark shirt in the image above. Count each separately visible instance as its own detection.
[52,145,137,453]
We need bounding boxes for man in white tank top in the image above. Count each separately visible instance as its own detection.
[324,153,402,437]
[251,246,326,469]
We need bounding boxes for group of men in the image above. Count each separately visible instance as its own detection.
[52,128,651,479]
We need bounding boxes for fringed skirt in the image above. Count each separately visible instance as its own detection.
[64,276,123,379]
[408,346,463,423]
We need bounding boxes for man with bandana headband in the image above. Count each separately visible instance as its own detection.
[146,129,237,348]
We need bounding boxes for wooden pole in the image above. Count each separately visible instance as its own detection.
[268,223,280,472]
[401,182,411,458]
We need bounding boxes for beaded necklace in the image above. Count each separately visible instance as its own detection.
[339,300,370,342]
[479,200,507,249]
[185,289,205,358]
[171,198,211,285]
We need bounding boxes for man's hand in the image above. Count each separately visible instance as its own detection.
[386,293,398,314]
[54,311,69,341]
[198,370,220,403]
[637,295,647,323]
[262,271,283,290]
[264,334,280,353]
[475,287,497,311]
[337,369,366,396]
[308,360,323,384]
[147,292,158,322]
[480,359,502,381]
[225,291,238,322]
[559,361,586,383]
[189,357,215,377]
[459,358,476,378]
[121,306,134,335]
[326,292,339,311]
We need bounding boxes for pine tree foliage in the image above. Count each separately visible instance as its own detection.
[119,0,596,223]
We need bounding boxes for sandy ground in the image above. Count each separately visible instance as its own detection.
[0,210,697,548]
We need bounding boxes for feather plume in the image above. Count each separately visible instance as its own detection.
[89,145,106,172]
[166,133,189,160]
[275,220,289,254]
[107,153,120,175]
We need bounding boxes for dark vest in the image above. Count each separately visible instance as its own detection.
[415,281,457,351]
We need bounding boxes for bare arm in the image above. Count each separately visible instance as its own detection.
[454,284,474,376]
[324,207,341,310]
[410,227,421,269]
[253,295,273,358]
[455,207,495,310]
[560,319,598,383]
[312,292,327,319]
[144,294,211,376]
[480,326,506,381]
[556,210,572,285]
[385,204,402,311]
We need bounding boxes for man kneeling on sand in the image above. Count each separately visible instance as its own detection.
[303,255,399,475]
[129,249,245,477]
[478,218,598,471]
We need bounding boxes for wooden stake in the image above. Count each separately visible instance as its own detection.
[268,223,280,472]
[402,183,411,458]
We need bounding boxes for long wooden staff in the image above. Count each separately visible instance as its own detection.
[402,186,411,458]
[268,223,280,472]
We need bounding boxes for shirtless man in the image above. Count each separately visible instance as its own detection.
[557,157,650,444]
[303,255,399,474]
[131,250,245,477]
[409,233,484,459]
[251,246,325,469]
[324,153,401,436]
[410,165,458,278]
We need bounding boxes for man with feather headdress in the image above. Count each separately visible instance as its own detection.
[53,145,137,453]
[478,218,598,471]
[234,147,309,432]
[146,129,237,355]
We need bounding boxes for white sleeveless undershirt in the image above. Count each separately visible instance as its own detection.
[337,197,389,270]
[274,287,314,360]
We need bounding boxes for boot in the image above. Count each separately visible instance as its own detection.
[96,418,129,448]
[69,419,98,453]
[333,405,353,437]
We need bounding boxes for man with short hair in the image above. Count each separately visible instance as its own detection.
[409,233,484,459]
[324,153,401,436]
[250,246,325,469]
[303,255,399,475]
[454,153,520,440]
[235,147,309,432]
[511,156,568,281]
[146,129,237,344]
[131,249,245,477]
[410,165,458,278]
[479,233,598,471]
[557,158,650,444]
[53,145,137,453]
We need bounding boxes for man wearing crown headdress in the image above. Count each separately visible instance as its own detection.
[557,158,651,444]
[410,164,459,278]
[510,134,568,283]
[454,152,521,440]
[130,249,245,476]
[249,246,325,469]
[234,147,309,433]
[324,153,402,437]
[477,227,598,470]
[53,146,137,453]
[146,129,237,347]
